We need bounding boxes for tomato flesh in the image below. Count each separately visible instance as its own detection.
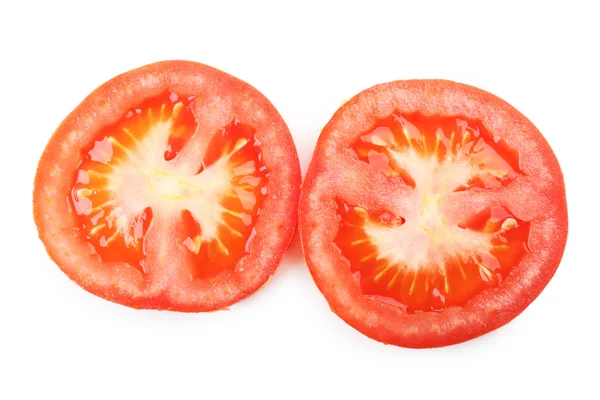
[70,91,268,279]
[34,61,301,312]
[299,80,567,347]
[334,112,531,313]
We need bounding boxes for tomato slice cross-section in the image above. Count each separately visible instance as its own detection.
[299,80,567,347]
[34,61,300,311]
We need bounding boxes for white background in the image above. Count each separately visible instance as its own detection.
[1,1,598,399]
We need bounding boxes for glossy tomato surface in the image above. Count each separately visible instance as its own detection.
[299,80,567,347]
[34,60,301,311]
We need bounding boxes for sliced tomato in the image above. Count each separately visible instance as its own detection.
[299,80,567,347]
[34,60,301,311]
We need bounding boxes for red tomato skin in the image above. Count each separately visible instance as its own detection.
[34,61,301,311]
[299,80,567,348]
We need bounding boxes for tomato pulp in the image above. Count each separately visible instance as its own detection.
[299,80,567,347]
[34,61,301,311]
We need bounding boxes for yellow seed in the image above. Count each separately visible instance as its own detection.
[420,225,436,239]
[374,264,392,283]
[214,237,229,255]
[461,131,471,147]
[193,235,202,255]
[231,138,249,155]
[92,200,115,211]
[459,265,467,280]
[105,231,119,245]
[108,136,137,160]
[353,207,368,219]
[122,127,139,144]
[77,188,94,198]
[444,266,450,293]
[402,126,411,143]
[488,169,508,178]
[370,135,387,146]
[387,268,401,289]
[359,253,375,264]
[221,220,242,237]
[223,208,241,217]
[450,131,456,153]
[477,261,494,281]
[89,223,106,236]
[87,169,110,180]
[409,272,418,295]
[501,218,518,230]
[172,102,184,117]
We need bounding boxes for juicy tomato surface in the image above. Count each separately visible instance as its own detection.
[34,60,301,311]
[299,80,567,347]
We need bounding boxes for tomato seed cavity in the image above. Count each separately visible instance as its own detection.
[335,113,530,312]
[69,92,268,278]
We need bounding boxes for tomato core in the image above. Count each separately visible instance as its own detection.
[334,112,531,312]
[69,92,268,278]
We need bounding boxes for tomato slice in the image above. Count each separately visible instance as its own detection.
[34,61,300,311]
[299,80,567,347]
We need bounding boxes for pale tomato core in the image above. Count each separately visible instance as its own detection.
[334,112,531,312]
[70,92,268,279]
